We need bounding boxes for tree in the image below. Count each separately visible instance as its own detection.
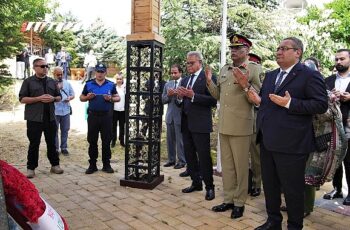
[0,0,50,61]
[161,0,281,77]
[297,4,347,72]
[75,18,126,69]
[326,0,350,44]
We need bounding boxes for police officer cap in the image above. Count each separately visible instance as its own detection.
[95,63,107,72]
[229,34,252,48]
[248,53,262,64]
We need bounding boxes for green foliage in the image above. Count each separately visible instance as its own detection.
[161,0,281,78]
[75,19,126,68]
[326,0,350,44]
[0,0,50,60]
[39,11,81,67]
[297,3,347,74]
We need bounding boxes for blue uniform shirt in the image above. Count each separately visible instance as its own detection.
[82,79,117,111]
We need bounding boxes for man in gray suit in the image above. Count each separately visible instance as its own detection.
[162,64,186,169]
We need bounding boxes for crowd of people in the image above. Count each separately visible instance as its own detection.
[17,34,350,230]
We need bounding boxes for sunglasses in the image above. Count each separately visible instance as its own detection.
[96,70,106,73]
[35,65,49,68]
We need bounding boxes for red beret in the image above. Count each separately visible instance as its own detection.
[248,53,262,64]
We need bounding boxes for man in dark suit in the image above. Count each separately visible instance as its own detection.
[247,37,328,230]
[323,49,350,205]
[177,51,217,201]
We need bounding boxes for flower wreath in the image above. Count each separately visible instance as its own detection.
[0,160,69,230]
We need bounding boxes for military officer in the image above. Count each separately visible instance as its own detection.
[206,34,262,219]
[248,53,263,197]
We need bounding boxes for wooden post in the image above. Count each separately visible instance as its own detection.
[120,0,165,189]
[127,0,165,43]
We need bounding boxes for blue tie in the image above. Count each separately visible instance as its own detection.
[274,71,286,93]
[187,74,195,89]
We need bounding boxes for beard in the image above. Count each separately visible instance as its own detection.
[335,64,349,73]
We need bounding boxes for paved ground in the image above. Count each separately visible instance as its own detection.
[12,162,350,230]
[2,79,350,229]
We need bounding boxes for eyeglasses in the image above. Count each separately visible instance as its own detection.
[35,65,49,68]
[186,61,200,66]
[276,47,297,52]
[96,70,105,73]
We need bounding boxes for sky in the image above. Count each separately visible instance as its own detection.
[57,0,131,36]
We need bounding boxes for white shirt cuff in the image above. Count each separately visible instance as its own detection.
[284,98,291,108]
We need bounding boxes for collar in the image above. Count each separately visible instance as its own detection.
[279,63,297,75]
[336,72,350,79]
[193,68,202,77]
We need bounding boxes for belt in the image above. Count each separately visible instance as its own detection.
[88,110,110,116]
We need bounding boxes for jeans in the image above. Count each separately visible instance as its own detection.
[55,114,70,151]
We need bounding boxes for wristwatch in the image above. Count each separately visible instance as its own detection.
[243,84,251,92]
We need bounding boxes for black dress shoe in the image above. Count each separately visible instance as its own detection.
[111,141,116,148]
[255,221,282,230]
[212,203,234,212]
[205,188,215,200]
[280,206,287,212]
[179,170,190,177]
[163,162,175,167]
[323,189,343,200]
[102,165,114,173]
[61,149,69,155]
[182,185,202,193]
[343,195,350,205]
[303,212,311,218]
[174,163,186,169]
[231,206,244,219]
[250,188,261,197]
[85,165,98,174]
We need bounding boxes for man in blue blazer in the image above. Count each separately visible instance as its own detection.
[247,37,328,230]
[177,51,217,201]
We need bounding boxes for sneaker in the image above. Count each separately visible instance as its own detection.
[61,149,69,155]
[102,165,114,173]
[27,169,35,178]
[50,165,64,174]
[85,165,98,174]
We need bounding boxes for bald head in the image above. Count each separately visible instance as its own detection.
[53,67,63,81]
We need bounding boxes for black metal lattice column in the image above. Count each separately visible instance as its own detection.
[120,40,164,189]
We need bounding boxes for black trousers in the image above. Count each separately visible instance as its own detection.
[27,120,59,170]
[260,141,307,230]
[182,115,214,190]
[112,110,125,144]
[332,140,350,193]
[87,111,113,166]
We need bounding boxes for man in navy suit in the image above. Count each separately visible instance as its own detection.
[247,37,328,230]
[323,49,350,205]
[177,51,217,201]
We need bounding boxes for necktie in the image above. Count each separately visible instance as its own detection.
[187,74,195,89]
[174,80,178,89]
[274,71,286,93]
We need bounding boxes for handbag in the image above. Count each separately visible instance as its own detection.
[314,132,332,152]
